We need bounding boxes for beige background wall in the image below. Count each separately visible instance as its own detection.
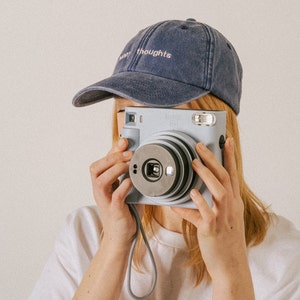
[1,1,299,299]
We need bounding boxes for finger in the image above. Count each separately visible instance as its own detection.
[108,138,129,154]
[90,150,132,181]
[192,158,227,206]
[190,189,215,220]
[172,206,202,227]
[93,162,130,198]
[190,189,218,234]
[223,138,240,198]
[195,143,232,192]
[172,190,207,222]
[111,177,133,208]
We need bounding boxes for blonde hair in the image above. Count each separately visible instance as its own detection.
[112,94,270,285]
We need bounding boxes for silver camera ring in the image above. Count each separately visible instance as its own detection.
[141,137,191,198]
[133,130,203,205]
[130,142,182,197]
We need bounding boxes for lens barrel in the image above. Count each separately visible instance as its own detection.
[129,131,202,205]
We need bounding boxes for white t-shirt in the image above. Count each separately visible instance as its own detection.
[29,206,300,299]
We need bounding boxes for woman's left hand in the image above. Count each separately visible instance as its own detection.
[173,138,254,299]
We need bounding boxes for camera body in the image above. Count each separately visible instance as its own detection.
[121,107,226,208]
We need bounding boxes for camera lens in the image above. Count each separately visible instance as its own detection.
[129,131,203,205]
[143,159,162,182]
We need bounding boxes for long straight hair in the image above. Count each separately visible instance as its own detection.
[112,94,270,285]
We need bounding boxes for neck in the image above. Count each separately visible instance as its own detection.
[153,206,183,233]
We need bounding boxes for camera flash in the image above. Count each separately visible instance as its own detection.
[166,166,175,176]
[192,112,216,126]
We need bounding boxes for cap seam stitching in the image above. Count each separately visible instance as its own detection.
[201,24,214,90]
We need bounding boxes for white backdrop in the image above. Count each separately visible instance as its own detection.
[1,1,299,299]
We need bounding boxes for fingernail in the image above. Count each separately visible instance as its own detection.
[123,150,132,158]
[190,189,198,198]
[118,138,125,147]
[197,142,206,151]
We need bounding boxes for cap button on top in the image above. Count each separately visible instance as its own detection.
[186,18,196,22]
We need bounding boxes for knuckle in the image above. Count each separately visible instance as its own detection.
[220,170,230,184]
[89,161,98,175]
[112,191,123,202]
[204,215,216,231]
[217,187,228,203]
[206,215,215,225]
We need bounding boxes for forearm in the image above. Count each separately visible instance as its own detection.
[73,238,131,300]
[211,258,255,300]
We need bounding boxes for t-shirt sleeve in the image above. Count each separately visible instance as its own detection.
[29,206,102,300]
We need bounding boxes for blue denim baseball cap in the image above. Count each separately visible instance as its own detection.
[73,19,242,114]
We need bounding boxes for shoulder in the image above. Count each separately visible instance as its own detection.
[55,205,102,258]
[264,214,300,248]
[249,213,300,262]
[29,206,102,299]
[64,205,102,234]
[249,214,300,299]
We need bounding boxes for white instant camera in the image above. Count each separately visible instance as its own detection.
[121,107,226,208]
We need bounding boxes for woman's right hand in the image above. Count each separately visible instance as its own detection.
[74,139,141,299]
[89,138,138,249]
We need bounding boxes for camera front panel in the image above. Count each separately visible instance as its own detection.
[121,107,226,208]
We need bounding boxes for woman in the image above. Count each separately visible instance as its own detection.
[30,19,300,300]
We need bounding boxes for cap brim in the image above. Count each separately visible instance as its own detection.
[72,72,209,108]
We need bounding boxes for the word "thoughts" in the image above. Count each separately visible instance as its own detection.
[137,48,172,58]
[119,49,172,61]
